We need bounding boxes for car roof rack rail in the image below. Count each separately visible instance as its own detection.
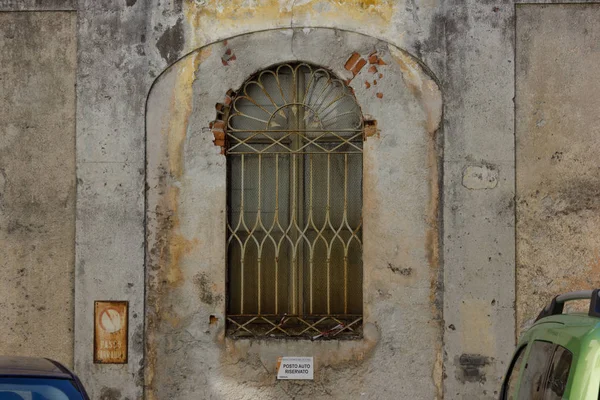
[535,289,600,321]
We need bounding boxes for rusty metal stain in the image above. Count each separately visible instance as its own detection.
[94,301,128,364]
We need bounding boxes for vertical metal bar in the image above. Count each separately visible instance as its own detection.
[274,154,279,315]
[296,70,305,315]
[257,154,262,314]
[240,154,245,314]
[309,154,314,314]
[344,153,349,314]
[290,153,298,314]
[326,153,331,315]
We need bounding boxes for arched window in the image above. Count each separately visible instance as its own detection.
[225,63,363,339]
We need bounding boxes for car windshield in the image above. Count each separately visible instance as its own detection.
[0,377,84,400]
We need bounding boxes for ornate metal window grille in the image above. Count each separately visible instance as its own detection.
[225,63,363,339]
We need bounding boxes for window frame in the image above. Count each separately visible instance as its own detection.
[223,62,365,340]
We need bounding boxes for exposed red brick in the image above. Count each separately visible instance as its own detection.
[376,92,383,99]
[212,120,226,130]
[378,73,383,79]
[376,58,387,65]
[225,48,232,56]
[211,116,227,152]
[352,58,366,75]
[373,80,377,85]
[213,130,225,140]
[365,81,371,89]
[345,52,367,78]
[368,65,378,74]
[213,130,225,141]
[224,89,234,106]
[345,52,362,71]
[221,58,229,66]
[368,52,378,64]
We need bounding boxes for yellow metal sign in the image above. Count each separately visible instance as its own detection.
[94,301,128,364]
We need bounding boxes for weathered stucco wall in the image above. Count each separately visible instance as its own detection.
[0,0,531,398]
[0,11,76,367]
[146,29,443,399]
[516,4,600,333]
[442,1,516,398]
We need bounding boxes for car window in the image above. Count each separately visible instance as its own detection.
[518,341,555,400]
[504,346,527,400]
[0,378,84,400]
[544,345,573,400]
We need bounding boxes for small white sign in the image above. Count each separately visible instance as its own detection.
[276,357,314,380]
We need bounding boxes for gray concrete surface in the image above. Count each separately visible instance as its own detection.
[442,2,516,398]
[74,2,150,399]
[516,4,600,334]
[0,11,76,368]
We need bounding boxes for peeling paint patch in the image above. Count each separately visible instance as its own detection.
[462,165,498,190]
[455,354,492,384]
[156,18,184,65]
[99,387,122,400]
[193,272,223,305]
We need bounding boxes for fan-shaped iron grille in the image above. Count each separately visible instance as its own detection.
[226,63,363,339]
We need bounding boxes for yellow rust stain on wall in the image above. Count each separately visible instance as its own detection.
[183,0,394,38]
[293,0,394,25]
[389,46,442,135]
[166,51,207,178]
[147,50,209,400]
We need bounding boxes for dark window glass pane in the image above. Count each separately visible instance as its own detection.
[518,341,555,400]
[0,377,84,400]
[544,346,572,400]
[504,346,526,400]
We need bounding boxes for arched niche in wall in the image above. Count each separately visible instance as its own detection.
[145,28,442,400]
